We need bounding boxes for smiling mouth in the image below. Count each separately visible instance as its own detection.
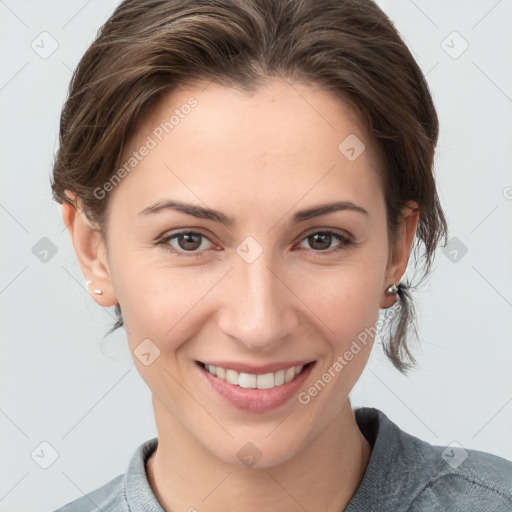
[196,361,316,390]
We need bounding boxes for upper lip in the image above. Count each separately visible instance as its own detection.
[197,360,315,375]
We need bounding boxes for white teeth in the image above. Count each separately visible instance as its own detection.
[238,372,257,389]
[204,363,308,389]
[274,369,285,386]
[257,373,274,389]
[225,369,239,385]
[284,367,295,383]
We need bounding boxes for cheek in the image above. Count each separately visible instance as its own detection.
[293,253,386,340]
[109,244,218,352]
[294,264,383,412]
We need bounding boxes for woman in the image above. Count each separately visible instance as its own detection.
[51,0,512,510]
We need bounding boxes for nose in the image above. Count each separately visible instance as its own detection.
[216,250,300,352]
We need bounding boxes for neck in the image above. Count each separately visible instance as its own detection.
[146,397,371,512]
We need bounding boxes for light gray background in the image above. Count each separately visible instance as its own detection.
[1,0,511,510]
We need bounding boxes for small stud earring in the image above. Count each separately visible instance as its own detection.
[93,289,103,296]
[385,284,398,294]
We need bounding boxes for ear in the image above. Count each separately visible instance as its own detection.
[62,191,118,307]
[379,200,419,309]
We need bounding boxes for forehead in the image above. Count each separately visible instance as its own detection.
[111,79,384,216]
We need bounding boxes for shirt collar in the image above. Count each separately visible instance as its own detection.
[124,437,163,511]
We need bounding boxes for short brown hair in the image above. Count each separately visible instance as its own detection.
[51,0,448,374]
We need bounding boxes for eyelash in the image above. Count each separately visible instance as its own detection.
[156,229,354,258]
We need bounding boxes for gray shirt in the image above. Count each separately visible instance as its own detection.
[52,407,512,511]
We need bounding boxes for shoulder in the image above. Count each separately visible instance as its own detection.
[351,407,512,511]
[411,446,512,511]
[51,473,127,512]
[52,437,160,512]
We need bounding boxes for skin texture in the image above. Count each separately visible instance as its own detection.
[63,79,419,512]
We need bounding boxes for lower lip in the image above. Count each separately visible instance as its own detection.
[196,362,315,413]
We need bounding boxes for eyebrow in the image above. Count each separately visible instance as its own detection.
[138,199,369,225]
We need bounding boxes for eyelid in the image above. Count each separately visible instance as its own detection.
[299,226,353,242]
[157,227,352,244]
[157,227,214,242]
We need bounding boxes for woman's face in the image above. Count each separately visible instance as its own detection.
[71,79,417,468]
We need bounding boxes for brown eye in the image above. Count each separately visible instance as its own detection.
[308,233,332,251]
[298,230,352,253]
[175,233,203,251]
[159,231,213,257]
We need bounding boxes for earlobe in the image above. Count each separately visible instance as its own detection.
[62,191,118,307]
[379,201,419,309]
